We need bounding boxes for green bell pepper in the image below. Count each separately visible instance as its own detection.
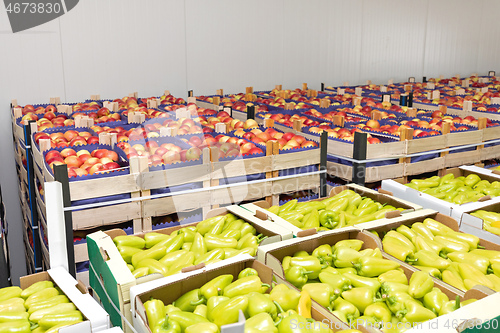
[194,249,225,265]
[0,312,29,323]
[332,247,362,268]
[378,270,408,285]
[343,272,381,293]
[38,311,83,330]
[20,282,52,300]
[332,298,360,322]
[332,239,364,252]
[168,312,209,331]
[353,256,400,277]
[136,259,169,277]
[318,272,351,293]
[247,292,277,319]
[408,250,450,271]
[113,235,145,249]
[144,232,170,248]
[0,321,30,333]
[210,296,248,327]
[204,234,237,251]
[239,268,258,279]
[244,312,277,333]
[173,289,206,312]
[0,298,25,314]
[319,210,339,229]
[408,271,434,299]
[206,296,229,322]
[423,287,449,315]
[24,288,60,309]
[302,209,320,230]
[364,302,392,324]
[289,256,325,279]
[145,298,166,329]
[152,317,181,333]
[223,276,269,298]
[131,245,167,268]
[279,200,298,214]
[196,216,227,236]
[302,283,338,309]
[312,245,333,265]
[200,275,233,300]
[29,303,77,323]
[185,322,218,333]
[342,287,383,313]
[269,284,300,312]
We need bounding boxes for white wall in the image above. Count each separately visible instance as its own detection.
[1,0,499,283]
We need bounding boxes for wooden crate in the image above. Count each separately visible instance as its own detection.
[34,145,143,232]
[327,161,404,183]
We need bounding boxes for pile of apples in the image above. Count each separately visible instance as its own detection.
[72,102,101,111]
[427,111,496,127]
[308,125,381,144]
[233,127,317,150]
[122,106,167,119]
[188,133,264,158]
[198,110,260,133]
[20,104,56,115]
[304,109,365,122]
[117,141,199,167]
[21,110,75,131]
[34,130,99,148]
[262,113,320,127]
[72,107,121,123]
[90,125,131,142]
[45,147,121,177]
[160,93,185,105]
[143,118,203,137]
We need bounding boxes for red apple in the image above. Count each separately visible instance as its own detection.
[186,147,201,161]
[60,148,77,158]
[64,155,83,168]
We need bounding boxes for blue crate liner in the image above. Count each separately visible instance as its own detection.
[71,193,131,208]
[218,172,265,185]
[151,182,203,195]
[279,165,318,177]
[153,212,203,230]
[279,193,320,205]
[327,154,398,167]
[485,163,500,169]
[43,143,129,182]
[76,261,89,273]
[449,145,477,154]
[326,181,343,188]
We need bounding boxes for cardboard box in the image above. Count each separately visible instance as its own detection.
[129,255,351,333]
[256,229,494,333]
[354,208,500,293]
[381,167,500,220]
[243,183,422,236]
[460,201,500,244]
[87,205,294,332]
[20,266,110,333]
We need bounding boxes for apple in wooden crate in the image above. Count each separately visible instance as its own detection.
[44,147,121,177]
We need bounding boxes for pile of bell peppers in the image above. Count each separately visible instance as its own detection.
[380,217,500,292]
[266,190,405,231]
[143,269,361,333]
[114,214,267,278]
[405,173,500,204]
[0,281,83,333]
[281,239,477,331]
[471,210,500,236]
